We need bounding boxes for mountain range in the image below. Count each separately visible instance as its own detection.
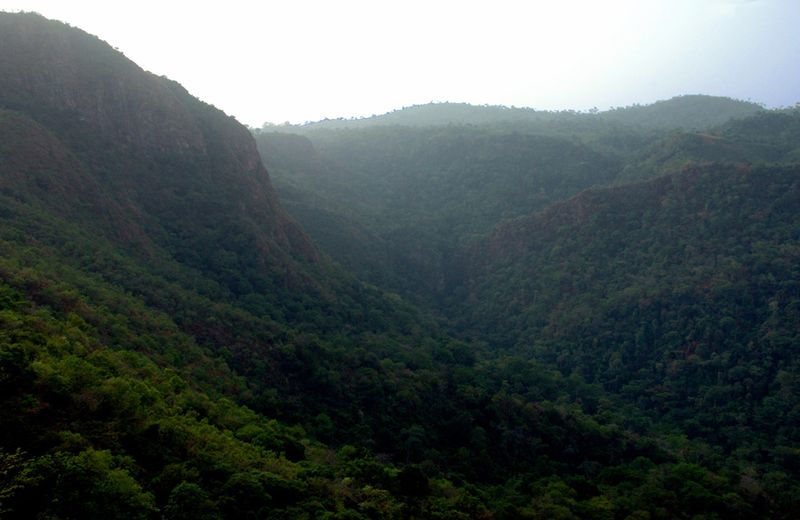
[2,11,800,519]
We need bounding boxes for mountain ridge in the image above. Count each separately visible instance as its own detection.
[268,94,764,132]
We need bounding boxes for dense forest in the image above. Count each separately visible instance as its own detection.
[2,12,800,519]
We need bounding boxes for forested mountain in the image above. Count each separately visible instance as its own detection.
[0,13,501,518]
[615,108,800,182]
[253,94,800,517]
[458,162,800,451]
[290,102,571,129]
[598,95,764,130]
[719,108,800,158]
[275,95,762,132]
[253,97,769,302]
[3,11,800,519]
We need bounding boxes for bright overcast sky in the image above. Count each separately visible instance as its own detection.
[1,0,799,125]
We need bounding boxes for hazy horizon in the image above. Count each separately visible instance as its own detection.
[1,0,798,126]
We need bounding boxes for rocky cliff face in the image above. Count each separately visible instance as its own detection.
[0,12,318,287]
[0,13,205,155]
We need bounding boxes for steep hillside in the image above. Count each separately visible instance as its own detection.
[457,162,800,476]
[0,13,319,293]
[0,13,469,517]
[0,109,129,228]
[0,10,456,441]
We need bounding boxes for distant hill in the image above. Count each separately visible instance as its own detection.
[281,95,764,132]
[256,100,786,305]
[616,131,779,182]
[599,94,764,130]
[293,102,567,129]
[718,107,800,159]
[615,107,800,182]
